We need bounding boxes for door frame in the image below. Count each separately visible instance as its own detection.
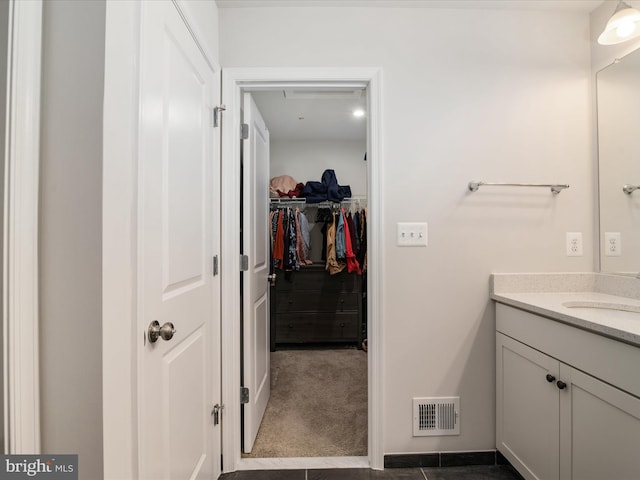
[220,67,384,472]
[3,0,43,454]
[102,1,222,478]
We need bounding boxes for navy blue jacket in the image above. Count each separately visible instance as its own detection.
[301,169,352,203]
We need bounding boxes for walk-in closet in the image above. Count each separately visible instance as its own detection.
[241,88,369,458]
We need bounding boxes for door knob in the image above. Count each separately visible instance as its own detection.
[268,273,276,286]
[148,320,177,343]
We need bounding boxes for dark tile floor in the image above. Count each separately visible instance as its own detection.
[220,465,523,480]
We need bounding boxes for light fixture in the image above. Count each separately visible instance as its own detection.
[598,1,640,45]
[353,109,365,118]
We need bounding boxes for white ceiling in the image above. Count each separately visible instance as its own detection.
[217,0,606,13]
[250,89,367,142]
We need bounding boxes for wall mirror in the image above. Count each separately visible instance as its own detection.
[597,47,640,275]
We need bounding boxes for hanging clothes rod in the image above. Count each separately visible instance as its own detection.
[468,181,570,194]
[623,184,640,195]
[270,196,366,206]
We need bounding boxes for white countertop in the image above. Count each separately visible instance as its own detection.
[491,273,640,347]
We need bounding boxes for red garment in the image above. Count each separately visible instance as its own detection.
[342,208,361,275]
[278,182,305,198]
[273,211,285,269]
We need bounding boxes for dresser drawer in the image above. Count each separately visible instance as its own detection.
[275,292,360,313]
[275,268,360,293]
[275,313,359,343]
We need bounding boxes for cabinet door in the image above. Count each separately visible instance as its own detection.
[497,333,560,480]
[560,365,640,480]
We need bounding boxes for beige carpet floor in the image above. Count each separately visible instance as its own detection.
[243,348,368,458]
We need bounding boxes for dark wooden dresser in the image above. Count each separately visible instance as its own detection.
[270,264,363,351]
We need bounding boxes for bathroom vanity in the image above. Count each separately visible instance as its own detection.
[491,273,640,480]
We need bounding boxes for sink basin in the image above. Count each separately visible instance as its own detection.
[562,300,640,314]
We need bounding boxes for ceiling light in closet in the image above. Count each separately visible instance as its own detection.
[598,1,640,45]
[353,109,365,118]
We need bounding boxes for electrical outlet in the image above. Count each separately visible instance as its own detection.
[397,222,428,247]
[566,232,583,257]
[604,232,622,256]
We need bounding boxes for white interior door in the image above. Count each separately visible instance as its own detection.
[242,93,271,453]
[138,1,221,478]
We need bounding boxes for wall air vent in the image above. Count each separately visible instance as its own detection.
[282,88,364,100]
[413,397,460,436]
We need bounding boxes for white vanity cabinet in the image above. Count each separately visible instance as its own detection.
[496,303,640,480]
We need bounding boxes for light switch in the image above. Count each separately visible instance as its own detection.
[397,223,428,247]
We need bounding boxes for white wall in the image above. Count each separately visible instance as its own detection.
[270,139,367,196]
[39,1,105,478]
[220,5,593,454]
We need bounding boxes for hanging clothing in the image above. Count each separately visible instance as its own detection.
[273,210,285,269]
[325,212,346,275]
[294,208,312,266]
[353,211,361,253]
[336,210,346,260]
[347,211,358,257]
[271,209,278,267]
[358,208,368,272]
[284,208,299,271]
[297,210,312,259]
[270,200,367,276]
[343,208,361,275]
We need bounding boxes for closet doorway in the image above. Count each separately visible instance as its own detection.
[241,87,369,460]
[220,68,383,473]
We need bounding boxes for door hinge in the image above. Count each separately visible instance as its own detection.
[213,104,226,128]
[240,387,250,404]
[241,123,249,140]
[240,254,249,272]
[212,403,224,426]
[212,255,219,276]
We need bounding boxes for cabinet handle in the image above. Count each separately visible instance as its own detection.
[546,374,556,383]
[556,380,567,390]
